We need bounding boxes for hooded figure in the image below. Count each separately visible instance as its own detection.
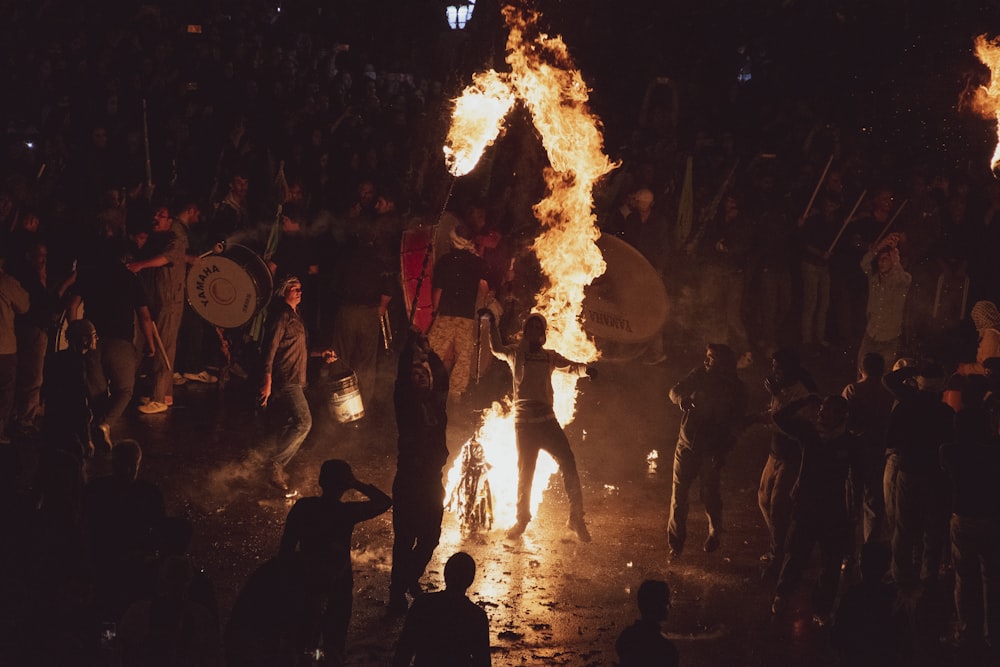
[962,301,1000,376]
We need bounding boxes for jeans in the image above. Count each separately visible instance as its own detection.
[0,353,14,437]
[951,514,1000,644]
[100,337,140,427]
[14,324,47,425]
[271,384,313,468]
[390,473,444,600]
[668,443,723,552]
[758,454,799,561]
[891,468,948,591]
[152,301,183,403]
[775,502,850,615]
[514,417,585,525]
[860,445,887,544]
[800,261,830,345]
[333,304,380,408]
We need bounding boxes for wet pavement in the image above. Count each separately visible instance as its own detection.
[71,343,950,665]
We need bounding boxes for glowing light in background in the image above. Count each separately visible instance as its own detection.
[445,0,477,30]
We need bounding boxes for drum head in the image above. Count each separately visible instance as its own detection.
[187,246,272,328]
[582,234,669,351]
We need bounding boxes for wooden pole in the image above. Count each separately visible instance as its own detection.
[826,189,867,256]
[873,199,909,247]
[151,321,172,373]
[798,154,834,225]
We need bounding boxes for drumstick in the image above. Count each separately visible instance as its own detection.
[198,242,226,259]
[151,321,173,373]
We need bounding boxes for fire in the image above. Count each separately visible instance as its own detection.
[973,34,1000,172]
[443,70,516,177]
[443,4,615,531]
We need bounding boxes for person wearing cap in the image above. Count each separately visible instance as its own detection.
[487,313,594,542]
[882,361,955,594]
[259,276,336,495]
[666,343,747,557]
[0,248,30,444]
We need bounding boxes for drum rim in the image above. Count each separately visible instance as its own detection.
[186,244,273,328]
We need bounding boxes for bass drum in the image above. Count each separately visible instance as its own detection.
[582,234,669,361]
[187,244,273,329]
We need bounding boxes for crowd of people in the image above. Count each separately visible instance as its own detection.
[2,0,1000,665]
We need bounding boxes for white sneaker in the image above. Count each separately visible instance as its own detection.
[183,370,218,384]
[173,372,188,386]
[138,401,169,414]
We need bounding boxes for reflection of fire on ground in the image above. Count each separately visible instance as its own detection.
[442,4,616,532]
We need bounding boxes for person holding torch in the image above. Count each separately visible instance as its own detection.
[486,312,594,542]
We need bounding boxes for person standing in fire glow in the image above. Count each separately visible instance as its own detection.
[487,313,594,542]
[666,343,747,557]
[259,276,337,496]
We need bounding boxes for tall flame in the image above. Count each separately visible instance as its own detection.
[444,3,615,529]
[443,70,517,177]
[973,34,1000,173]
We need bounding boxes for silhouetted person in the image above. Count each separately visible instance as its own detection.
[84,439,166,620]
[940,383,1000,653]
[758,349,817,577]
[615,579,680,667]
[487,313,593,542]
[224,554,314,667]
[771,395,863,625]
[667,343,747,556]
[118,556,224,667]
[279,459,392,664]
[43,318,104,460]
[832,542,907,666]
[882,362,954,594]
[392,551,490,667]
[842,352,894,548]
[389,328,449,614]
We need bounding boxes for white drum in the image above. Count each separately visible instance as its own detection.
[187,244,273,328]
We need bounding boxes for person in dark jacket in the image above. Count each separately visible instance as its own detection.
[882,362,954,594]
[259,276,336,495]
[667,343,747,557]
[758,349,818,576]
[615,579,680,667]
[389,327,450,614]
[940,377,1000,652]
[279,459,392,665]
[770,394,863,625]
